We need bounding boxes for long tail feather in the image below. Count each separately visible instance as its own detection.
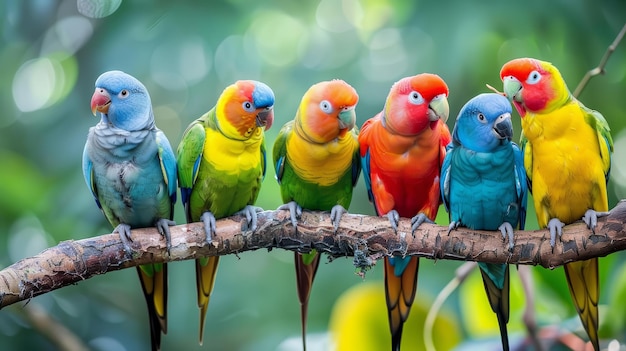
[295,251,321,351]
[564,259,600,351]
[196,256,220,345]
[478,263,510,351]
[137,264,168,351]
[384,256,419,351]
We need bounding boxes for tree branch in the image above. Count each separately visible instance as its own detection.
[573,22,626,97]
[1,200,626,309]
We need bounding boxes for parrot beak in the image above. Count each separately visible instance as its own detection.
[256,107,274,131]
[493,112,513,140]
[428,94,449,129]
[91,88,111,116]
[338,106,356,131]
[502,77,526,117]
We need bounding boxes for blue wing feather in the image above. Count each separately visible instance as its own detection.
[360,148,374,203]
[512,142,527,230]
[156,130,178,204]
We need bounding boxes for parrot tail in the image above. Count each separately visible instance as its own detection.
[563,258,600,351]
[295,251,321,351]
[384,256,419,351]
[478,263,510,351]
[196,256,220,345]
[136,264,168,351]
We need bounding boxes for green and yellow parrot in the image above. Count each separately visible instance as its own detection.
[177,80,274,344]
[501,58,613,351]
[273,79,360,351]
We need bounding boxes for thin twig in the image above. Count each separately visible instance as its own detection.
[573,22,626,97]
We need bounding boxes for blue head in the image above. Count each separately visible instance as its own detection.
[452,93,513,152]
[90,70,154,131]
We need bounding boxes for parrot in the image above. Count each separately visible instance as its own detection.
[440,93,527,351]
[176,80,274,345]
[273,79,360,351]
[500,57,613,351]
[358,73,451,351]
[83,70,177,351]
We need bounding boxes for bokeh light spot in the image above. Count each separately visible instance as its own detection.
[247,10,306,67]
[77,0,122,19]
[12,53,78,113]
[41,16,93,56]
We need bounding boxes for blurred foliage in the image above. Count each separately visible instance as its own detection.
[0,0,625,350]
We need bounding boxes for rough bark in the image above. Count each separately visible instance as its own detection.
[1,200,626,309]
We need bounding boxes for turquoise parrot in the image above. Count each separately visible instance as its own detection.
[441,93,527,351]
[177,80,274,344]
[273,79,360,351]
[83,70,177,351]
[359,73,451,351]
[501,57,613,351]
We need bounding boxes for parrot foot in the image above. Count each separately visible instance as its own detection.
[155,218,176,255]
[330,205,347,232]
[498,222,515,251]
[200,211,217,244]
[386,210,400,233]
[547,218,565,249]
[114,223,133,256]
[582,209,609,234]
[235,205,263,234]
[447,221,459,235]
[278,201,302,229]
[411,212,434,235]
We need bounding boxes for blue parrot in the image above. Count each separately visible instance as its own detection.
[441,93,527,351]
[83,70,177,351]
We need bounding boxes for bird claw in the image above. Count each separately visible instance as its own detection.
[498,222,515,251]
[278,201,302,229]
[386,210,400,233]
[155,218,176,255]
[447,221,459,235]
[582,209,608,234]
[411,212,434,236]
[235,205,262,234]
[547,218,565,248]
[330,205,347,232]
[114,223,133,256]
[200,211,217,244]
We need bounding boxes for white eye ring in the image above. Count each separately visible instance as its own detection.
[526,70,542,84]
[319,100,333,113]
[242,101,255,112]
[408,91,424,105]
[118,89,129,99]
[477,113,487,123]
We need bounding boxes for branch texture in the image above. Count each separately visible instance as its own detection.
[1,200,626,309]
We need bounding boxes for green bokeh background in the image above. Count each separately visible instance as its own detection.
[1,1,625,350]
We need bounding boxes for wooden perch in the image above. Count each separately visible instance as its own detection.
[1,200,626,309]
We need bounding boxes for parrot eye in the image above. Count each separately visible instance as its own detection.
[408,91,424,105]
[242,101,255,112]
[118,89,129,99]
[526,70,542,85]
[477,113,487,123]
[319,100,333,114]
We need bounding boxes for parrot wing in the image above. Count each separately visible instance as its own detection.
[156,130,178,207]
[359,119,375,204]
[176,119,206,222]
[273,120,292,185]
[512,142,528,230]
[582,105,613,184]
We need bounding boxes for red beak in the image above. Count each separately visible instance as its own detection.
[91,88,111,116]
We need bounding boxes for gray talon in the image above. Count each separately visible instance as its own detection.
[278,201,302,229]
[156,218,176,254]
[386,210,400,233]
[236,205,262,233]
[411,212,434,235]
[547,218,565,248]
[498,222,515,251]
[114,223,133,255]
[201,211,217,244]
[330,205,347,232]
[447,221,459,235]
